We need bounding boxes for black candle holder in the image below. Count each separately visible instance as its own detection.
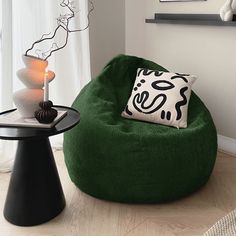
[35,100,58,124]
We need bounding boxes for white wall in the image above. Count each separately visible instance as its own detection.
[126,0,236,140]
[89,0,125,78]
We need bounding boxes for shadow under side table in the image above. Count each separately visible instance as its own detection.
[0,106,80,226]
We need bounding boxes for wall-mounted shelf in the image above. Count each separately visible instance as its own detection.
[146,14,236,26]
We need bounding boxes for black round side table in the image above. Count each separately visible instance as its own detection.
[0,106,80,226]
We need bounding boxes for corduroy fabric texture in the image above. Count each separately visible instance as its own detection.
[64,54,217,203]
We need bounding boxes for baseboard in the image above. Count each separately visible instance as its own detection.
[218,135,236,157]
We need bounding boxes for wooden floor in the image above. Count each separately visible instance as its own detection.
[0,151,235,236]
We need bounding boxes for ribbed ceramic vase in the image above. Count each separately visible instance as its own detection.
[13,55,55,118]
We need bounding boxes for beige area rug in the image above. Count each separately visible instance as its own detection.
[203,209,236,236]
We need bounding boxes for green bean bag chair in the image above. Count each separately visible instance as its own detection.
[64,54,217,203]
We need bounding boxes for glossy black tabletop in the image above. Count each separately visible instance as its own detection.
[0,106,80,140]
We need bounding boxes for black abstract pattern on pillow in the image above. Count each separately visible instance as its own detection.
[127,69,190,122]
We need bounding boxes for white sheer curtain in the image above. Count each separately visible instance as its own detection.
[0,0,16,172]
[0,0,91,171]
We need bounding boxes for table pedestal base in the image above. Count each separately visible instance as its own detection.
[3,138,65,226]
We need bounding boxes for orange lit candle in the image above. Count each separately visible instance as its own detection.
[44,68,49,101]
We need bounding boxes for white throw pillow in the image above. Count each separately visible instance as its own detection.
[121,68,197,128]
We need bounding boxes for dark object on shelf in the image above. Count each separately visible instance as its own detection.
[146,13,236,26]
[0,106,80,226]
[35,100,58,124]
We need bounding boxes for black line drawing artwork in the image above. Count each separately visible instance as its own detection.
[161,110,171,120]
[132,91,167,114]
[133,77,146,91]
[125,68,192,124]
[151,80,175,91]
[132,76,175,115]
[138,68,163,77]
[125,105,133,116]
[175,73,190,76]
[175,87,188,120]
[171,75,188,83]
